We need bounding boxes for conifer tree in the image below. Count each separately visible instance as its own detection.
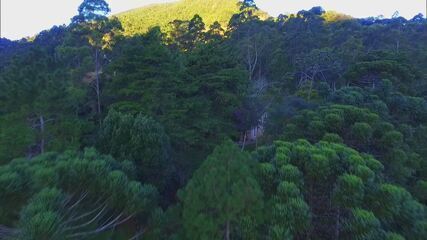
[181,140,263,240]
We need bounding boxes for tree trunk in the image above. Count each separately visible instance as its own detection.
[241,132,247,151]
[255,127,258,149]
[308,80,314,100]
[396,39,400,53]
[39,115,45,154]
[225,220,230,240]
[334,208,341,240]
[95,48,101,117]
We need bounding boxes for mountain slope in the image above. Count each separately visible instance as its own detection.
[116,0,258,35]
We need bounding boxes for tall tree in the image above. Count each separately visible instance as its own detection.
[169,14,206,50]
[98,109,173,192]
[71,0,111,24]
[181,140,263,239]
[71,0,121,119]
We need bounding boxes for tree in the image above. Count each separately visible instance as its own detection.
[188,14,206,44]
[253,140,426,239]
[309,6,326,16]
[269,181,311,238]
[239,0,258,17]
[71,0,111,24]
[184,41,247,150]
[2,4,427,239]
[343,208,382,240]
[279,104,419,185]
[0,36,88,160]
[228,0,259,30]
[181,140,263,239]
[206,21,225,41]
[0,112,35,163]
[106,33,247,171]
[0,149,158,239]
[295,48,343,95]
[241,0,257,9]
[168,14,206,50]
[70,0,121,119]
[98,109,173,192]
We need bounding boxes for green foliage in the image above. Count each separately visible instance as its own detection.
[0,112,35,163]
[98,109,172,190]
[0,149,158,239]
[414,180,427,203]
[280,104,419,184]
[252,140,425,239]
[372,184,425,234]
[19,188,65,240]
[270,181,310,236]
[351,122,373,143]
[345,60,416,93]
[181,140,263,239]
[344,208,382,240]
[330,85,427,126]
[72,0,111,23]
[322,133,343,143]
[333,174,364,208]
[168,14,206,50]
[115,0,267,36]
[0,43,90,161]
[2,1,427,238]
[385,232,405,240]
[106,29,247,170]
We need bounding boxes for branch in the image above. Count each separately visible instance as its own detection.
[128,229,145,240]
[63,204,108,232]
[0,225,19,239]
[66,213,134,238]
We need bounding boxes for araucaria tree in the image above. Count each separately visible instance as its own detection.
[0,149,158,239]
[1,0,427,239]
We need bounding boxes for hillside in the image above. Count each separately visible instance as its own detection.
[1,0,427,239]
[116,0,266,35]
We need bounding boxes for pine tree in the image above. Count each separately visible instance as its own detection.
[181,140,263,239]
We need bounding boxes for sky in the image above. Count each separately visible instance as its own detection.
[1,0,425,40]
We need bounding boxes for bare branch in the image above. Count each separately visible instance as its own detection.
[66,213,135,238]
[63,204,108,232]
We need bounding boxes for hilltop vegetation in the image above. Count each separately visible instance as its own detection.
[1,0,427,239]
[116,0,267,36]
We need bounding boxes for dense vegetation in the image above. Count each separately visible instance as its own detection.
[1,0,427,239]
[116,0,268,36]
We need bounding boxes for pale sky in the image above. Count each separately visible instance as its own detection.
[1,0,425,40]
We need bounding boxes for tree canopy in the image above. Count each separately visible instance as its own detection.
[1,0,427,239]
[72,0,111,24]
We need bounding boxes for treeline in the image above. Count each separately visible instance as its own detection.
[0,0,427,239]
[116,0,253,36]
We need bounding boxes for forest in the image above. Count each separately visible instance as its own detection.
[0,0,427,239]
